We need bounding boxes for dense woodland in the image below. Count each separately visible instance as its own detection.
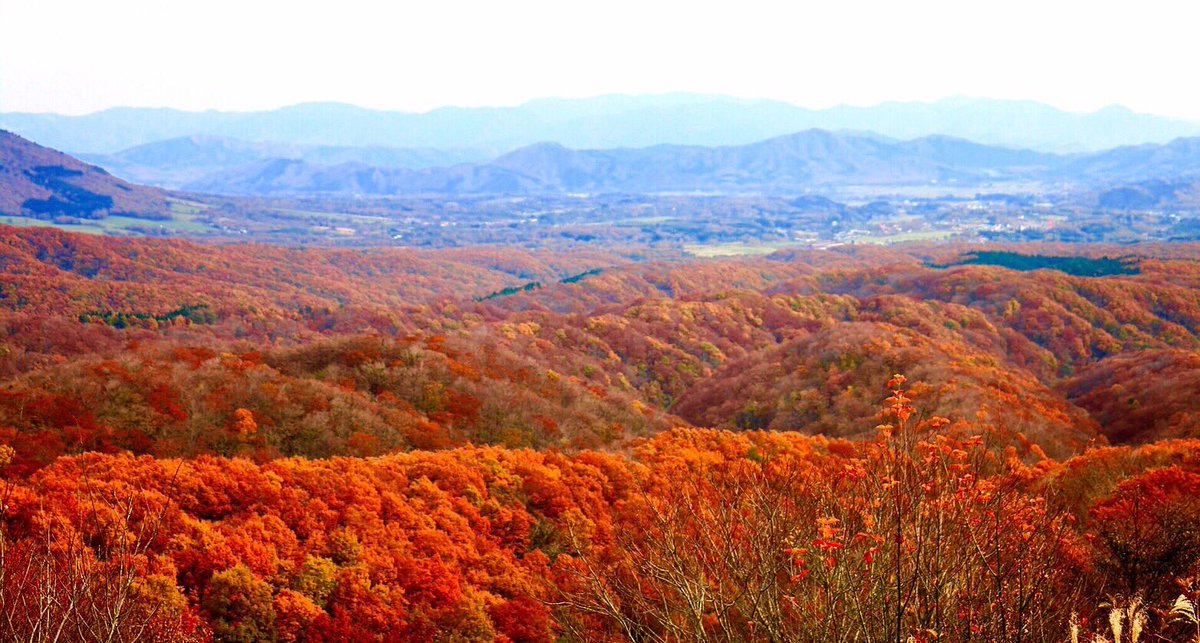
[2,225,1200,641]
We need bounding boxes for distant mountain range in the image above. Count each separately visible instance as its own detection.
[5,129,1200,205]
[181,131,1051,196]
[0,130,167,219]
[182,131,1200,198]
[76,137,492,189]
[5,94,1200,156]
[1096,178,1200,211]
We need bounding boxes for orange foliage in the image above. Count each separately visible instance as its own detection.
[4,226,1200,638]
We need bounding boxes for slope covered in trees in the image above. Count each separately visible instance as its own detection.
[5,391,1200,641]
[2,225,1200,640]
[0,130,169,219]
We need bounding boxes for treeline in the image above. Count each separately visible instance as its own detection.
[78,303,216,328]
[935,250,1140,276]
[475,280,542,301]
[474,268,606,301]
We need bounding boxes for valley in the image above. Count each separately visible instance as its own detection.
[2,96,1200,641]
[9,0,1200,636]
[4,128,1200,252]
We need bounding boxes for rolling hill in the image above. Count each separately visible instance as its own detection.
[179,130,1200,197]
[182,130,1068,196]
[0,130,168,219]
[1065,137,1200,184]
[77,135,491,188]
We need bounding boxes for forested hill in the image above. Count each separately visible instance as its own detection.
[5,225,1200,459]
[0,130,169,219]
[3,225,1200,640]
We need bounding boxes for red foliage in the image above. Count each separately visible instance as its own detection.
[4,226,1200,637]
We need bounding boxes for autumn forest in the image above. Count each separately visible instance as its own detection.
[0,224,1198,641]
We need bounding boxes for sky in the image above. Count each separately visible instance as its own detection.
[3,0,1200,119]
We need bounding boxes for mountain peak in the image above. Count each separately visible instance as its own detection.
[493,141,575,164]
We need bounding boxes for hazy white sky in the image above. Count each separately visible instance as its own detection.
[3,0,1200,118]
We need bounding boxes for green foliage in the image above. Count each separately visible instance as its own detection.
[559,267,604,284]
[203,564,277,643]
[475,280,543,301]
[936,251,1140,276]
[21,166,114,219]
[79,304,216,328]
[292,556,338,608]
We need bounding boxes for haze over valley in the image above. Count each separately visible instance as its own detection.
[4,101,1200,249]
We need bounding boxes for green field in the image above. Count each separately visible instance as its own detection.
[851,230,955,244]
[0,211,212,236]
[0,216,109,234]
[271,207,391,222]
[167,197,210,216]
[683,242,795,257]
[610,216,673,226]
